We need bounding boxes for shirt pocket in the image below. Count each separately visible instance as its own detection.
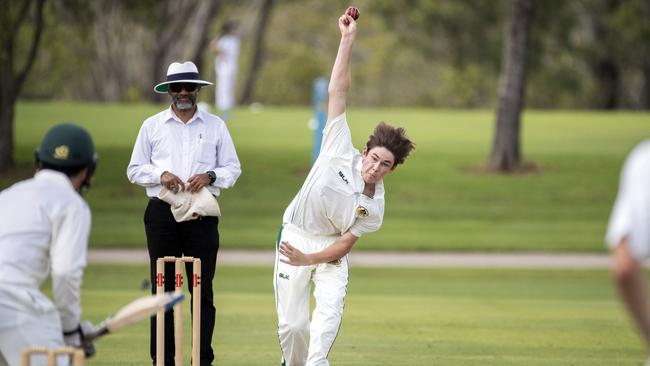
[197,140,217,164]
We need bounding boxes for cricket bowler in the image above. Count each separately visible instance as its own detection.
[274,7,416,366]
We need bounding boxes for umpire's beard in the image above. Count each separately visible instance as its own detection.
[173,94,197,111]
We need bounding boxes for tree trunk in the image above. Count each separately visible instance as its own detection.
[187,0,220,72]
[0,93,17,173]
[0,0,45,173]
[149,0,196,102]
[489,0,535,172]
[90,1,131,101]
[0,18,16,172]
[239,0,274,105]
[589,0,621,109]
[642,0,650,109]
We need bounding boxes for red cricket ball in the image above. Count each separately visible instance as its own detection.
[346,6,360,21]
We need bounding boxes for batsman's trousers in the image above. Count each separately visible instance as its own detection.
[0,284,65,366]
[274,224,349,366]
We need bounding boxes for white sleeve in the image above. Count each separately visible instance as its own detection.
[320,113,356,159]
[349,201,384,238]
[211,123,242,189]
[126,122,165,187]
[606,141,650,259]
[50,201,90,332]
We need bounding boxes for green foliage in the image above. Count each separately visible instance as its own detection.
[3,102,650,253]
[16,0,650,108]
[22,2,93,99]
[60,264,644,365]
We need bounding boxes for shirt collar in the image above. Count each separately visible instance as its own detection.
[34,169,76,191]
[165,106,204,125]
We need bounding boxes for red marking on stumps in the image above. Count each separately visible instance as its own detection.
[193,273,199,287]
[175,273,182,287]
[156,273,163,286]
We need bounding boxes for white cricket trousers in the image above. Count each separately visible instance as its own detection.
[274,224,349,366]
[0,284,66,366]
[215,61,237,111]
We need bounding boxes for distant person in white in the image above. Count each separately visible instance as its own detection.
[607,140,650,364]
[211,21,240,122]
[0,124,98,366]
[274,8,415,366]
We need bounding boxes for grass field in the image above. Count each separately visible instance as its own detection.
[3,102,650,252]
[62,264,642,365]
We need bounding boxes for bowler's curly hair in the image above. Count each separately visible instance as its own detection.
[365,122,415,168]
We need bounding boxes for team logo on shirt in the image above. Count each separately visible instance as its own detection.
[278,272,290,280]
[356,206,369,218]
[54,145,69,160]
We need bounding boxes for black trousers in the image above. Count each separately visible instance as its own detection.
[145,198,219,366]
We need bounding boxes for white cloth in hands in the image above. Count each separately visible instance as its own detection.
[158,185,221,222]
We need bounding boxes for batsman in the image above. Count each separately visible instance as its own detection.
[274,7,415,366]
[0,124,98,365]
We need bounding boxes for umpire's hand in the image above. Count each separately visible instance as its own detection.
[187,173,211,193]
[161,171,185,193]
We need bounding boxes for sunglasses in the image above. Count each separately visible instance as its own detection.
[169,83,200,93]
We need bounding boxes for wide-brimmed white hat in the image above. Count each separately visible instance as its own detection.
[154,61,213,93]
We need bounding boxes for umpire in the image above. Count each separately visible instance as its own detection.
[127,61,241,366]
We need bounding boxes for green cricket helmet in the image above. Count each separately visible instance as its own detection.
[35,123,96,168]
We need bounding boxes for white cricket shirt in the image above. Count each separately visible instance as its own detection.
[0,170,90,331]
[606,140,650,259]
[283,113,384,237]
[215,35,240,72]
[127,106,241,197]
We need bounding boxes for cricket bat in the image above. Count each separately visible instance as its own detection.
[85,292,184,341]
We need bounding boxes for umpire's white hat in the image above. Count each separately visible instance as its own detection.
[154,61,213,93]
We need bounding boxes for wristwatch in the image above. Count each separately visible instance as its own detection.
[206,171,216,185]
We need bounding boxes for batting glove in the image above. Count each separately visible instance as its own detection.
[63,320,97,358]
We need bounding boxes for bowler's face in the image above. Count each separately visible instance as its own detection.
[361,146,395,184]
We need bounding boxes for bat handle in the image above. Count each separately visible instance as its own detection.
[83,321,109,342]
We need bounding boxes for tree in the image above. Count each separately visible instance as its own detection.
[640,0,650,109]
[149,0,196,102]
[374,0,505,107]
[185,0,221,73]
[240,0,275,105]
[489,0,535,172]
[587,0,622,109]
[0,0,46,173]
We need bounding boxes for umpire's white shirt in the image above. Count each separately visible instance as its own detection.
[0,170,90,332]
[283,113,384,237]
[606,140,650,259]
[127,107,241,197]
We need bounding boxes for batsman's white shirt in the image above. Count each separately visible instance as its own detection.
[606,140,650,259]
[126,107,241,197]
[276,113,384,366]
[0,170,90,365]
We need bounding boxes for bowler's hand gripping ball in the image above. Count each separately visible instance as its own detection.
[346,6,360,20]
[343,6,360,25]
